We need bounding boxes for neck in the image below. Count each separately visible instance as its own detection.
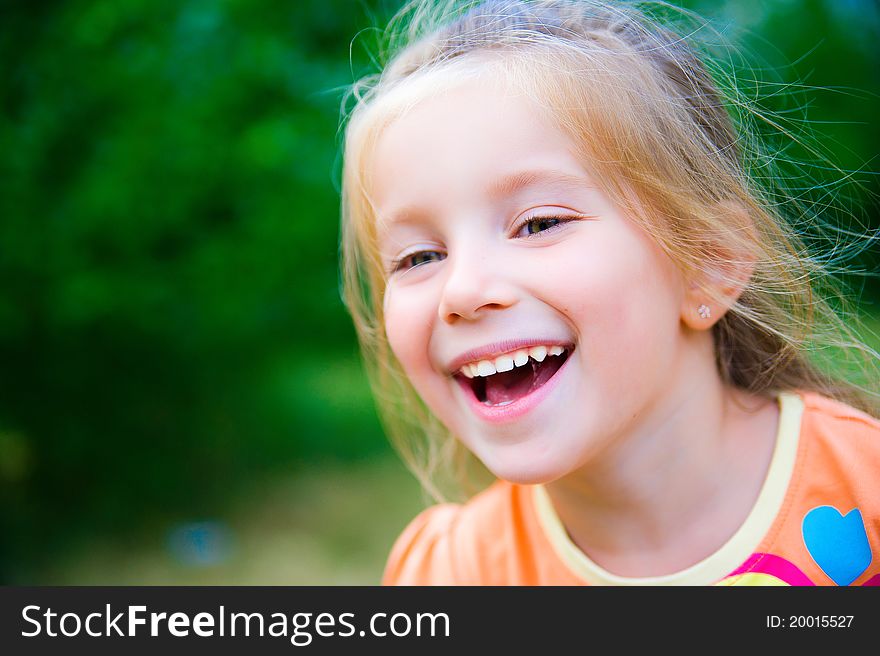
[543,357,779,578]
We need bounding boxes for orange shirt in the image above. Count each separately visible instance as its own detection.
[382,391,880,585]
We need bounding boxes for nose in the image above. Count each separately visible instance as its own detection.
[438,250,518,324]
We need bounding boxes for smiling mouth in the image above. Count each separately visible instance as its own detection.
[456,348,571,406]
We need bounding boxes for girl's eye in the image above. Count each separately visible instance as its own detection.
[525,217,560,234]
[393,250,445,272]
[516,215,566,237]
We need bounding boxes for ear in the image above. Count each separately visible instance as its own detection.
[680,202,758,331]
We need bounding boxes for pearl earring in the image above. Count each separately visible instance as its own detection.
[697,304,711,319]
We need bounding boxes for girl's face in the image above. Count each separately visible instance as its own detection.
[371,80,696,484]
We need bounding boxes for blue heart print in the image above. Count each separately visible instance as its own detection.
[802,506,872,586]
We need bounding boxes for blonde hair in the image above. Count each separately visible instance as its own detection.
[339,0,880,501]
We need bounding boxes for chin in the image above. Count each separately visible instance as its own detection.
[480,453,571,486]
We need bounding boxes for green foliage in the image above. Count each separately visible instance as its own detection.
[0,0,876,581]
[0,0,396,580]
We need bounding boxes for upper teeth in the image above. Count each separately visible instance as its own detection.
[460,345,566,378]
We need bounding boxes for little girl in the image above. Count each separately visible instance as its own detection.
[339,0,880,585]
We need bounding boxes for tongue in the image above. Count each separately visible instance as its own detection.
[484,357,563,405]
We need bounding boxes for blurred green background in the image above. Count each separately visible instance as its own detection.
[0,0,877,584]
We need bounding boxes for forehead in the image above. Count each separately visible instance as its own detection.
[366,74,586,230]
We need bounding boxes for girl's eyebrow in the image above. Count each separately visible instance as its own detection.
[487,169,593,199]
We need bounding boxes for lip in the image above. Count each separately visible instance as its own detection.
[447,338,573,375]
[454,347,574,423]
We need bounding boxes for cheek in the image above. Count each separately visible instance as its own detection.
[548,237,682,358]
[383,285,456,425]
[383,285,435,378]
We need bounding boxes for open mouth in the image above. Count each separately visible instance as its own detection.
[455,346,572,407]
